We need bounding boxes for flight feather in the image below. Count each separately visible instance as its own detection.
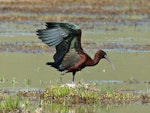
[37,22,83,70]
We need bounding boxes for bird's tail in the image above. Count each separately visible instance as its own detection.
[47,62,66,72]
[46,62,60,70]
[47,62,56,67]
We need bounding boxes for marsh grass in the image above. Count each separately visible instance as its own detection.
[43,83,139,105]
[0,96,20,113]
[43,84,99,104]
[0,82,149,112]
[100,87,137,105]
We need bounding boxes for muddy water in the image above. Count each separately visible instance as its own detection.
[0,0,150,112]
[0,50,150,112]
[0,30,150,112]
[0,51,150,86]
[43,104,150,113]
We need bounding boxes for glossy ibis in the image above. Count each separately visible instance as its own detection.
[37,22,114,82]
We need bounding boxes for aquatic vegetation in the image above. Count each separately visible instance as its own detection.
[42,83,140,105]
[0,95,43,113]
[140,94,150,104]
[100,87,137,105]
[0,82,149,112]
[43,83,100,104]
[0,96,20,112]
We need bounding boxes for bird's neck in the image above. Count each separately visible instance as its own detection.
[93,51,104,65]
[86,51,104,66]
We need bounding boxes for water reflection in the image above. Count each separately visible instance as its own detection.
[44,104,118,113]
[43,103,150,113]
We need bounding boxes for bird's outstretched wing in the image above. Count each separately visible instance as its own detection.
[37,22,83,70]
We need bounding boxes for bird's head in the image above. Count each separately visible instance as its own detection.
[100,50,115,70]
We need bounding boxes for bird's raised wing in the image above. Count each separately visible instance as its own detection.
[37,22,83,68]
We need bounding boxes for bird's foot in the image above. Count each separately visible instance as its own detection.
[61,70,68,75]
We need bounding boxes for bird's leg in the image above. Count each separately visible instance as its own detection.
[72,75,75,82]
[60,76,63,83]
[60,70,68,82]
[61,70,68,75]
[72,72,76,82]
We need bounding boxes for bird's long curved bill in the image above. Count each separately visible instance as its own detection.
[104,55,115,70]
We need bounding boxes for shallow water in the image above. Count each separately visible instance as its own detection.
[0,51,150,86]
[43,103,150,113]
[0,0,150,112]
[0,25,150,112]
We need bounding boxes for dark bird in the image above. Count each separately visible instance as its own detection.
[37,22,114,82]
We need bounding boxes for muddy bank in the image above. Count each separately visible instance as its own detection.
[0,41,150,53]
[0,0,149,33]
[0,82,150,112]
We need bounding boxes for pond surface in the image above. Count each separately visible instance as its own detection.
[0,0,150,112]
[0,50,150,87]
[43,103,150,113]
[0,17,150,113]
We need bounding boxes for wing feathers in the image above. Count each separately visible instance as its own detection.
[37,22,82,70]
[37,28,67,46]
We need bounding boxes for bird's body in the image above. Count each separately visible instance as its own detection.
[37,22,114,82]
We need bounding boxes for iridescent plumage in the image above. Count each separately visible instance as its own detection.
[37,22,114,82]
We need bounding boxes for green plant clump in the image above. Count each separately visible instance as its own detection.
[43,84,139,105]
[0,96,20,113]
[43,84,100,104]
